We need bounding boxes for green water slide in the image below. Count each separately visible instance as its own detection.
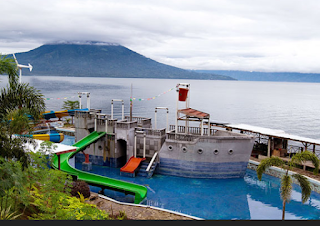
[52,131,147,204]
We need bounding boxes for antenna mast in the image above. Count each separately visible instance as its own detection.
[130,83,133,121]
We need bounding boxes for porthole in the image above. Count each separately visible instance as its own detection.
[197,149,203,154]
[98,145,103,150]
[213,149,219,155]
[168,145,173,151]
[182,146,187,153]
[228,149,234,155]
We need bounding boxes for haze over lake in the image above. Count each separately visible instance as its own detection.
[1,75,320,140]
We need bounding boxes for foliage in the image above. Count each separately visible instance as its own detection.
[116,210,128,220]
[0,82,45,122]
[0,205,22,220]
[5,108,32,135]
[70,180,91,199]
[280,174,292,203]
[29,190,109,220]
[62,100,79,110]
[0,54,19,87]
[0,130,29,167]
[0,143,72,219]
[256,151,319,220]
[0,142,113,220]
[62,100,79,124]
[256,156,284,180]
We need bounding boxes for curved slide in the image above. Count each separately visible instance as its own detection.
[121,156,146,173]
[52,131,148,204]
[21,132,64,143]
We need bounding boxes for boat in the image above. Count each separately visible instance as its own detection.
[73,83,255,179]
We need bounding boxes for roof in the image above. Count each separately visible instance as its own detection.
[224,123,320,146]
[178,108,210,119]
[23,139,77,155]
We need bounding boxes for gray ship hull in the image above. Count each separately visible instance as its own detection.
[157,131,255,178]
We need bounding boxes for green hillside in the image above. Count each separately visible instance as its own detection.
[12,42,234,80]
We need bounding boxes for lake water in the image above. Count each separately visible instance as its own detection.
[1,75,320,140]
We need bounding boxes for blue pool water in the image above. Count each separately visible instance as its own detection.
[74,163,320,220]
[62,136,320,219]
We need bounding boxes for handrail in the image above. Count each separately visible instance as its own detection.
[146,152,158,172]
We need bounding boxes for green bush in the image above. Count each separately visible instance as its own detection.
[0,143,111,220]
[28,187,109,220]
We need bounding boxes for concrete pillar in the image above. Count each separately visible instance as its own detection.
[267,138,271,157]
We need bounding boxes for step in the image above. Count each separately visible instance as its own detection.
[137,161,158,178]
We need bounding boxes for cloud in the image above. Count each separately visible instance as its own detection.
[1,0,320,72]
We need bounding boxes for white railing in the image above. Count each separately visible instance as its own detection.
[146,152,158,172]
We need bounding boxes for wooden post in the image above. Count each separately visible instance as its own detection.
[267,138,271,157]
[58,154,61,170]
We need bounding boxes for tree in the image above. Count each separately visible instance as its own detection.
[0,53,45,163]
[0,54,19,87]
[0,83,45,122]
[62,100,79,124]
[62,100,79,110]
[256,151,319,220]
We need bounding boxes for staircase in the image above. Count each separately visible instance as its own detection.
[137,161,158,178]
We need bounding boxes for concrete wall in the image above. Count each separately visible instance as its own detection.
[248,160,320,194]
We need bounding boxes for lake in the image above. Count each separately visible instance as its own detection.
[1,75,320,140]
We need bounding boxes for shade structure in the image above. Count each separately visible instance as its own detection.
[178,108,210,119]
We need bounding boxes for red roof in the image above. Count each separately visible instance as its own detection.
[178,108,210,119]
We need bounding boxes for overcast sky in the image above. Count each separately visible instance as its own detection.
[1,0,320,73]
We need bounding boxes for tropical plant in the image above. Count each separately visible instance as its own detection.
[0,83,45,122]
[256,151,319,220]
[62,100,79,124]
[0,129,29,167]
[62,100,79,110]
[0,205,22,220]
[0,54,19,87]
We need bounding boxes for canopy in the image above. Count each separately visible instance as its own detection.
[178,108,210,119]
[23,138,77,155]
[223,123,320,146]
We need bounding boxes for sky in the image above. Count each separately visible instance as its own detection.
[1,0,320,73]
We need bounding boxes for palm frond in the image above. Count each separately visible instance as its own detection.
[292,174,312,203]
[281,174,292,203]
[256,157,285,180]
[0,54,19,87]
[291,151,319,175]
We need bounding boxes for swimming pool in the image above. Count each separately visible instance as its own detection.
[63,136,320,219]
[73,163,320,220]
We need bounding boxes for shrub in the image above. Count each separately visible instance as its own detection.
[70,180,91,198]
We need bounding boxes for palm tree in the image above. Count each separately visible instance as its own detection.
[62,100,79,124]
[0,54,19,87]
[0,54,45,122]
[0,54,45,164]
[62,100,79,110]
[256,151,319,220]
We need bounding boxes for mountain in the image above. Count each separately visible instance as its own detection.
[12,41,234,80]
[195,70,320,83]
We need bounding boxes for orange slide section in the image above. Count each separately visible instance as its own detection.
[120,156,146,174]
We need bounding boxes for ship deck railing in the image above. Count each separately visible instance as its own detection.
[169,125,217,136]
